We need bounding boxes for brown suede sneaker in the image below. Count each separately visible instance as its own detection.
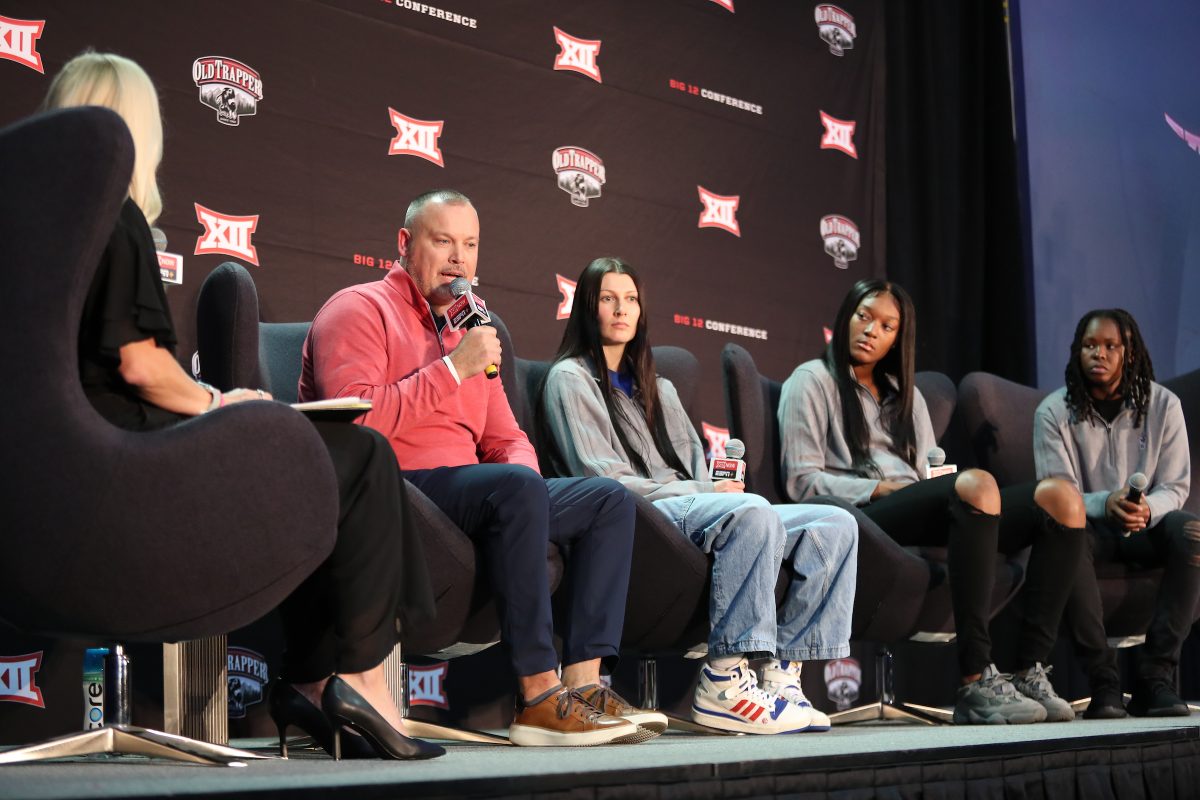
[577,684,668,741]
[508,685,639,746]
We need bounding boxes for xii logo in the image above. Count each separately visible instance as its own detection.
[702,423,731,460]
[555,274,577,320]
[0,15,44,73]
[194,204,260,266]
[388,109,445,167]
[407,662,449,709]
[0,652,44,707]
[697,186,741,237]
[553,27,602,83]
[820,111,858,159]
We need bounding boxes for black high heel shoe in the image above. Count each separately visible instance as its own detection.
[267,679,376,759]
[321,676,446,760]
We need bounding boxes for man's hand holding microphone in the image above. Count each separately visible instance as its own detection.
[445,277,501,381]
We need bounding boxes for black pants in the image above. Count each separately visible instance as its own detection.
[862,474,1085,676]
[279,421,434,682]
[1067,510,1200,686]
[403,465,636,677]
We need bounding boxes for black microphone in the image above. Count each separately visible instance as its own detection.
[446,277,498,380]
[710,438,747,482]
[1125,472,1148,504]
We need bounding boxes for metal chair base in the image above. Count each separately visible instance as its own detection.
[0,725,268,766]
[829,699,949,725]
[382,643,512,745]
[828,645,953,726]
[635,655,741,735]
[402,719,511,745]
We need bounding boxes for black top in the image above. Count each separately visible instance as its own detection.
[79,198,184,430]
[1092,396,1124,425]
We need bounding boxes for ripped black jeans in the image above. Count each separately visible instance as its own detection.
[1066,510,1200,685]
[862,475,1085,677]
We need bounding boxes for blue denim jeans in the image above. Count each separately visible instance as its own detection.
[652,492,858,661]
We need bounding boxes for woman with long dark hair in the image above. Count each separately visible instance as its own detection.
[779,278,1087,724]
[538,257,859,735]
[1035,308,1199,718]
[47,52,441,760]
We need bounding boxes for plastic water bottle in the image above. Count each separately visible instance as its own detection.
[82,647,107,730]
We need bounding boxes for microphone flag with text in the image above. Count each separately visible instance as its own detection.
[924,447,957,480]
[445,277,498,380]
[710,438,747,482]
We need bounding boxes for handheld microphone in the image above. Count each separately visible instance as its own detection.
[710,438,747,482]
[150,227,168,252]
[924,447,957,479]
[446,277,498,380]
[1125,472,1148,504]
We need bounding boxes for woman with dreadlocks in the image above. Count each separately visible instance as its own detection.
[1035,308,1200,718]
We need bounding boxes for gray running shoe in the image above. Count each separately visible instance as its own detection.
[1012,662,1075,722]
[953,664,1048,725]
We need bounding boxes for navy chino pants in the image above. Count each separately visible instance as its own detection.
[403,464,636,677]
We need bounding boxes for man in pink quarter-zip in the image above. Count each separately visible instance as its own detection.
[299,189,664,747]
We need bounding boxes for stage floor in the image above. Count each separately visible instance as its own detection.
[2,716,1197,799]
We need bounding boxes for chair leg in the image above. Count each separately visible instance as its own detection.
[0,725,267,766]
[383,643,511,745]
[636,656,738,735]
[829,647,950,726]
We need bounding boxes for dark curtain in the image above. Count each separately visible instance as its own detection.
[886,0,1034,385]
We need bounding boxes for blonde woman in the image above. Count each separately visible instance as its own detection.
[46,52,441,760]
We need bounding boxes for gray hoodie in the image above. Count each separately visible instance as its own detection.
[1033,382,1190,532]
[541,356,713,501]
[778,359,936,506]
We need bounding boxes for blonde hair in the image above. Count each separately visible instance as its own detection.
[42,52,163,224]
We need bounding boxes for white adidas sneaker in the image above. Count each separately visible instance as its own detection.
[760,659,831,731]
[691,658,813,734]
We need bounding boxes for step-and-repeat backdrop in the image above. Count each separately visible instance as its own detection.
[0,0,885,737]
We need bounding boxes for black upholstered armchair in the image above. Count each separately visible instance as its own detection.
[195,262,564,745]
[957,371,1180,698]
[720,344,1027,724]
[514,348,713,730]
[0,109,340,764]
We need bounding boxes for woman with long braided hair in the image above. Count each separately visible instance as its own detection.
[1035,308,1200,717]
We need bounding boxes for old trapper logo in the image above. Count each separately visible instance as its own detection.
[193,57,263,126]
[821,214,859,269]
[553,147,606,207]
[815,5,856,56]
[824,658,861,711]
[227,647,268,719]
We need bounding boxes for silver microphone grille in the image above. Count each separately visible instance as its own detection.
[723,439,746,460]
[1129,472,1149,492]
[449,277,472,298]
[927,447,946,467]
